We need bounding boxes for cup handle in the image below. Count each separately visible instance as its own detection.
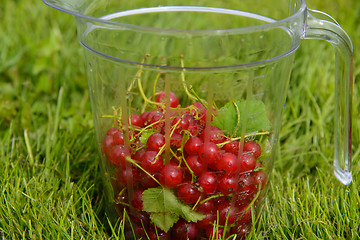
[303,9,353,185]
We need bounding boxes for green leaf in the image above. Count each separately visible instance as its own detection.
[142,187,205,232]
[149,213,179,233]
[139,129,157,145]
[212,99,271,137]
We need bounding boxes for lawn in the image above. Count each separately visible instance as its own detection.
[0,0,359,239]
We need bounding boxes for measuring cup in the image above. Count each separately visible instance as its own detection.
[43,0,353,239]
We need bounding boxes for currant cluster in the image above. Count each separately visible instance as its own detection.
[102,91,267,240]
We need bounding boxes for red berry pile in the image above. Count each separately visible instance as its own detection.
[102,91,268,239]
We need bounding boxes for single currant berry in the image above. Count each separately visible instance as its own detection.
[196,212,216,229]
[238,173,256,189]
[117,166,140,187]
[243,141,262,159]
[102,135,116,156]
[234,185,256,208]
[186,155,206,176]
[107,127,119,136]
[197,198,215,213]
[147,133,165,151]
[222,140,240,155]
[217,175,238,195]
[174,113,193,133]
[131,188,145,210]
[239,153,257,172]
[109,145,128,166]
[218,202,239,225]
[140,111,152,126]
[113,131,125,145]
[130,113,144,127]
[252,170,267,189]
[141,151,164,173]
[200,126,225,144]
[237,205,253,225]
[177,182,201,204]
[170,133,182,148]
[149,111,165,129]
[156,91,179,108]
[128,210,151,226]
[159,164,184,188]
[132,149,146,161]
[172,219,198,240]
[216,152,240,175]
[231,224,251,240]
[139,171,160,189]
[188,102,208,123]
[184,136,203,155]
[198,171,217,194]
[198,142,221,168]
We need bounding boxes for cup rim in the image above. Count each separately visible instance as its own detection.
[44,0,307,69]
[43,0,307,35]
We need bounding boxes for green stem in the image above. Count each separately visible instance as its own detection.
[199,194,225,205]
[125,157,162,186]
[216,131,273,148]
[180,54,198,102]
[232,101,241,138]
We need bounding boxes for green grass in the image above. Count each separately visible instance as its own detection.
[1,0,359,239]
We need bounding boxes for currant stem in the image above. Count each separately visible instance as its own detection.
[180,54,198,102]
[125,157,162,186]
[232,101,241,138]
[216,130,273,148]
[199,194,225,205]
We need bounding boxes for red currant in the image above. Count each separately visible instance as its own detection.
[177,182,201,204]
[223,140,240,155]
[243,141,261,159]
[198,142,221,169]
[109,145,128,166]
[197,198,215,213]
[239,153,256,172]
[156,91,179,108]
[130,113,144,127]
[141,151,163,173]
[117,166,140,187]
[147,133,165,151]
[131,188,145,210]
[102,135,115,156]
[196,212,216,229]
[216,152,240,175]
[235,185,256,208]
[237,205,252,225]
[113,131,125,145]
[172,219,198,240]
[253,170,267,189]
[217,175,238,195]
[231,224,251,240]
[106,127,119,136]
[218,202,239,225]
[185,155,206,176]
[198,171,217,194]
[200,126,225,144]
[159,164,184,188]
[184,136,203,155]
[149,111,165,129]
[139,171,160,188]
[170,133,182,148]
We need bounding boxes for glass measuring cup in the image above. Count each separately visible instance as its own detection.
[43,0,353,239]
